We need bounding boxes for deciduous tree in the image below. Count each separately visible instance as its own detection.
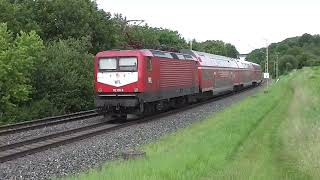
[0,23,44,122]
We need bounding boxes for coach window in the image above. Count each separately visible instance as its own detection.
[146,57,152,72]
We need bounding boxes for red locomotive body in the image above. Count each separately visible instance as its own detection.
[94,49,199,116]
[94,49,262,119]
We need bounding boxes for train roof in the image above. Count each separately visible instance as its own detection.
[181,49,260,69]
[96,49,197,61]
[96,49,260,69]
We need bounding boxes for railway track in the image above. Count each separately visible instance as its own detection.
[0,85,259,163]
[0,110,100,136]
[0,121,125,163]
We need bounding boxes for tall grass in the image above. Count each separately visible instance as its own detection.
[66,67,320,180]
[280,67,320,178]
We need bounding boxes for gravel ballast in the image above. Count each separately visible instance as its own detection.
[0,87,262,180]
[0,116,104,147]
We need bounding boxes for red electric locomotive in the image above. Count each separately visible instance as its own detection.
[94,49,199,118]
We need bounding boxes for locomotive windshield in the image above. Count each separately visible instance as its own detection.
[99,58,117,71]
[98,57,137,72]
[119,57,137,71]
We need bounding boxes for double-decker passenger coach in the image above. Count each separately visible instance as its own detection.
[181,50,262,93]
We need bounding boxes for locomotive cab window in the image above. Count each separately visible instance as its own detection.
[99,58,117,71]
[119,57,137,71]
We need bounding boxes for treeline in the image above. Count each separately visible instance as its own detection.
[0,0,238,124]
[247,33,320,77]
[192,40,239,58]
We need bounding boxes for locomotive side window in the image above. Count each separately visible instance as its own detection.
[99,58,117,71]
[146,57,152,72]
[119,57,137,71]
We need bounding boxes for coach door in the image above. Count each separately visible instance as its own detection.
[202,69,214,92]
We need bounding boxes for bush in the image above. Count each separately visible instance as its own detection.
[0,23,44,123]
[34,37,95,115]
[279,55,298,74]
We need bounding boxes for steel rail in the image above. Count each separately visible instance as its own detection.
[0,110,99,136]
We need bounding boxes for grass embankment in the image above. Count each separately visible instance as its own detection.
[67,67,320,180]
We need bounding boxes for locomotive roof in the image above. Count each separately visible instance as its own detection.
[141,49,197,61]
[96,49,197,61]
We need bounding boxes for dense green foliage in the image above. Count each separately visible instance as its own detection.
[0,23,44,123]
[124,25,189,51]
[35,37,94,114]
[68,67,320,180]
[0,0,239,124]
[192,39,239,58]
[0,0,119,53]
[247,33,320,77]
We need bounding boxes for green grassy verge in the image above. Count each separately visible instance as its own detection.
[66,67,320,180]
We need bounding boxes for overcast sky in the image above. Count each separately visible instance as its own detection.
[97,0,320,54]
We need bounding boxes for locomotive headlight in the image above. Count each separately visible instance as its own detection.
[98,88,102,93]
[134,88,139,92]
